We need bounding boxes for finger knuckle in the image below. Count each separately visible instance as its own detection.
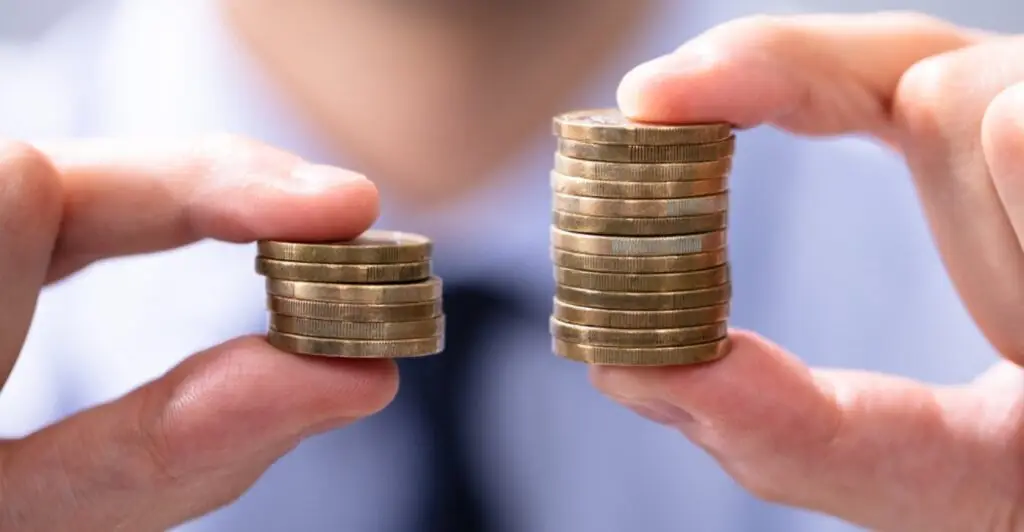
[0,141,62,219]
[134,389,192,489]
[894,54,964,137]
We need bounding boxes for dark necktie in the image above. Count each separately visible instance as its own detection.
[395,282,519,532]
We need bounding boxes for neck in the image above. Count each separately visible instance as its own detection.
[220,0,650,206]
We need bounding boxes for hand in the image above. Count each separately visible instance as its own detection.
[592,13,1024,531]
[0,137,397,531]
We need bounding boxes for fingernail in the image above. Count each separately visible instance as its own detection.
[627,399,696,428]
[286,164,368,194]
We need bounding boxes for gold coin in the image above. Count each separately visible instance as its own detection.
[551,248,727,273]
[554,153,732,182]
[556,283,730,310]
[557,137,735,163]
[268,296,442,321]
[551,227,726,256]
[257,230,431,264]
[550,317,727,347]
[268,331,444,358]
[553,211,726,236]
[552,109,732,145]
[266,277,442,304]
[553,298,729,328]
[550,171,727,199]
[553,337,731,366]
[256,258,430,283]
[554,265,728,292]
[270,314,444,340]
[554,192,727,218]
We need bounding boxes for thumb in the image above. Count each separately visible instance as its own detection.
[616,13,980,138]
[0,336,398,531]
[591,331,1019,531]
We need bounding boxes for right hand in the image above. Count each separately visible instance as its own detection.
[594,12,1024,531]
[0,137,397,531]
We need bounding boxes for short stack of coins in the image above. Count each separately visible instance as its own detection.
[256,231,445,358]
[549,109,733,366]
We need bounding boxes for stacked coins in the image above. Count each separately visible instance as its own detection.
[256,231,445,358]
[549,109,733,366]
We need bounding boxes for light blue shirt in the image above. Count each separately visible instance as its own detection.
[0,1,1000,531]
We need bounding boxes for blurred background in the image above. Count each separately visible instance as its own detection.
[3,0,1022,41]
[2,1,1020,532]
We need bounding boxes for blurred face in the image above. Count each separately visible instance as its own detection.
[221,0,654,207]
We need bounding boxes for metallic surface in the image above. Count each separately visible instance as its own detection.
[552,299,730,329]
[268,331,444,358]
[555,283,731,311]
[552,109,731,145]
[552,337,732,366]
[553,192,728,218]
[550,317,727,347]
[553,264,729,292]
[256,258,431,283]
[557,136,735,163]
[266,277,442,304]
[552,211,727,236]
[550,248,727,273]
[550,227,726,256]
[268,296,442,322]
[257,230,431,263]
[270,314,444,340]
[551,171,727,199]
[554,153,732,182]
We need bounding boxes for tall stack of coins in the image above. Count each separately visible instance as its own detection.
[256,231,445,358]
[549,109,733,366]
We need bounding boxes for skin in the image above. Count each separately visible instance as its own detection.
[594,13,1024,531]
[219,0,649,208]
[2,6,1023,532]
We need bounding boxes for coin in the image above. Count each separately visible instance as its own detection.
[553,298,729,328]
[270,314,444,340]
[551,227,726,256]
[268,331,444,358]
[555,283,730,310]
[557,137,735,163]
[266,277,442,304]
[554,192,727,218]
[551,248,727,273]
[552,211,726,236]
[256,258,431,283]
[554,153,732,182]
[553,337,731,366]
[553,109,732,145]
[550,317,727,347]
[551,171,727,199]
[268,296,442,321]
[554,265,729,292]
[257,230,431,264]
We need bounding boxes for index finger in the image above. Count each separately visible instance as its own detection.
[36,135,379,280]
[616,13,982,140]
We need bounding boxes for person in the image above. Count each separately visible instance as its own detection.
[0,1,1016,531]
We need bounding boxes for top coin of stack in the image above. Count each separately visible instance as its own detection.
[549,108,734,366]
[255,230,445,358]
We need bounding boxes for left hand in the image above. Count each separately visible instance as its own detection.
[592,13,1024,531]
